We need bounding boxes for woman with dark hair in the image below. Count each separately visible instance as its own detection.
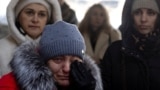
[100,0,160,89]
[58,0,78,25]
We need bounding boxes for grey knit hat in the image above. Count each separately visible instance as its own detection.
[39,21,86,60]
[132,0,159,13]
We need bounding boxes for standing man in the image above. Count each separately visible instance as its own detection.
[58,0,78,25]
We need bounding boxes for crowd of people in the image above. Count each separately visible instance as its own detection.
[0,0,160,90]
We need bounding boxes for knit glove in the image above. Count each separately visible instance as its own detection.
[69,60,96,90]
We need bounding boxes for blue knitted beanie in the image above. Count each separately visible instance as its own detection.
[39,21,86,60]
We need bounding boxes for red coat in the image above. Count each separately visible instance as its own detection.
[0,72,19,90]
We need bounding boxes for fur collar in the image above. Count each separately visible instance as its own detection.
[10,42,103,90]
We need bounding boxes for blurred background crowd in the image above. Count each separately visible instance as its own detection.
[0,0,125,39]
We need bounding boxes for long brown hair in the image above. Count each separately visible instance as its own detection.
[79,3,113,34]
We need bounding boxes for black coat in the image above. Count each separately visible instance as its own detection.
[100,0,160,89]
[100,40,160,90]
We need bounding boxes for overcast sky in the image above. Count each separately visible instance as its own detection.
[0,0,10,16]
[0,0,10,24]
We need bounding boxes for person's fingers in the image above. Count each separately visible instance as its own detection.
[70,61,81,82]
[70,61,87,83]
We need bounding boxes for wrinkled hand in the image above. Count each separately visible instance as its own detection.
[69,60,96,90]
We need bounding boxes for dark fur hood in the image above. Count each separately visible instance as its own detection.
[10,42,103,90]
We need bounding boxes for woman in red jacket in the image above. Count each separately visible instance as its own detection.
[0,21,103,90]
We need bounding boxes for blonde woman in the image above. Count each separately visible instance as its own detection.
[79,4,121,64]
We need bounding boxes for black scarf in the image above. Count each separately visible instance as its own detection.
[131,28,160,58]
